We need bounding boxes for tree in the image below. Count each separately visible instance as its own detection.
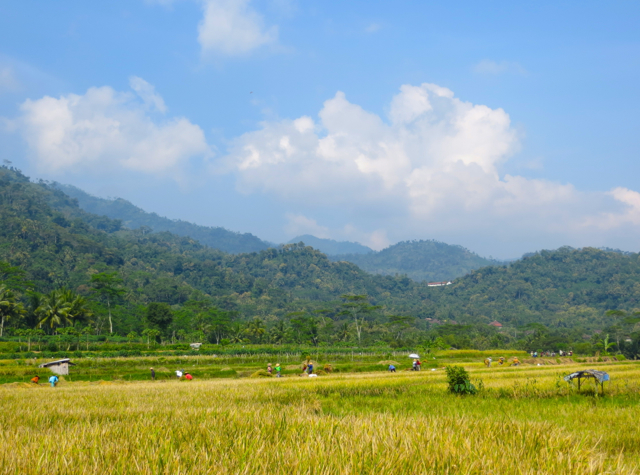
[338,295,381,345]
[245,318,266,343]
[209,308,232,345]
[142,328,160,348]
[81,326,93,351]
[269,320,289,344]
[145,303,173,338]
[90,272,125,334]
[387,315,415,343]
[0,262,33,292]
[127,331,138,346]
[36,288,91,332]
[0,285,25,337]
[606,310,640,351]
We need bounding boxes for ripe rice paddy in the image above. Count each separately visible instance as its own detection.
[1,358,640,474]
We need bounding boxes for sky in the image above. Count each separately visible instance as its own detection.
[0,0,639,259]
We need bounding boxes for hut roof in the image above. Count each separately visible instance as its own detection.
[38,358,76,368]
[563,369,609,383]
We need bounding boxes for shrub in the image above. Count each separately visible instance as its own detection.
[616,354,626,361]
[445,365,478,395]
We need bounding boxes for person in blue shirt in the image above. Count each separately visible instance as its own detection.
[307,361,314,375]
[388,365,396,372]
[49,375,59,387]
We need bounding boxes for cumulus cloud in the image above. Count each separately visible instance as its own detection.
[14,80,210,176]
[224,82,640,255]
[473,60,527,76]
[198,0,278,56]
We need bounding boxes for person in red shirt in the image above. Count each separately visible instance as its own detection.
[185,373,193,381]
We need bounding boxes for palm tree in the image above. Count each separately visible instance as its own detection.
[0,285,25,337]
[36,288,91,332]
[245,318,266,343]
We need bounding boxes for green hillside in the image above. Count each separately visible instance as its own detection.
[54,183,270,254]
[333,240,500,282]
[288,235,373,255]
[1,167,640,354]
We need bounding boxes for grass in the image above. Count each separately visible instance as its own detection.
[1,358,640,473]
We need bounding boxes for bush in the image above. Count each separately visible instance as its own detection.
[445,365,478,395]
[616,354,626,361]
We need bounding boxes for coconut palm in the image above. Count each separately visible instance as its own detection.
[36,288,91,332]
[0,285,25,337]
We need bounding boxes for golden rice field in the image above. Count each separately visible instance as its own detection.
[2,361,640,474]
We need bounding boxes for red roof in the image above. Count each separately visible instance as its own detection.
[489,321,503,327]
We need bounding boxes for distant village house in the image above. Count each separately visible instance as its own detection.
[427,281,452,287]
[488,321,503,328]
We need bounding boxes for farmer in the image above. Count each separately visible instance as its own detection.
[388,364,396,372]
[31,375,40,384]
[175,369,183,379]
[267,363,273,375]
[300,363,307,376]
[307,361,314,375]
[412,359,418,371]
[150,367,155,381]
[498,357,505,365]
[185,373,193,381]
[416,359,421,371]
[49,375,59,388]
[512,357,520,366]
[484,357,492,367]
[275,363,281,377]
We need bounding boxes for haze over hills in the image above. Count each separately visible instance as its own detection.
[56,183,500,281]
[54,183,271,254]
[287,235,373,255]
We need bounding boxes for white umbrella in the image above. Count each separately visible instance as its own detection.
[408,353,420,358]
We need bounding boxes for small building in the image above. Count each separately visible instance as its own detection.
[427,281,452,287]
[489,321,503,328]
[190,343,202,350]
[38,358,76,376]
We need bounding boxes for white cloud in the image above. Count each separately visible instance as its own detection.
[0,66,20,93]
[285,213,331,239]
[473,60,527,76]
[198,0,278,56]
[224,82,640,256]
[14,80,210,176]
[129,76,167,113]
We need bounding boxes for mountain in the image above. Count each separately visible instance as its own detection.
[331,240,501,282]
[288,235,373,255]
[2,166,640,350]
[53,183,271,254]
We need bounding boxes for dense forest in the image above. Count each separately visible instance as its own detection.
[288,235,373,255]
[332,240,500,282]
[54,183,270,254]
[1,167,640,356]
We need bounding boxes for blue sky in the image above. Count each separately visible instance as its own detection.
[1,0,639,258]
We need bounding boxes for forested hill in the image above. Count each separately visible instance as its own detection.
[431,246,640,329]
[2,166,640,343]
[288,235,373,255]
[53,183,270,254]
[0,167,432,331]
[332,240,501,282]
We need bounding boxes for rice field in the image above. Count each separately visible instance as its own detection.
[1,359,640,474]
